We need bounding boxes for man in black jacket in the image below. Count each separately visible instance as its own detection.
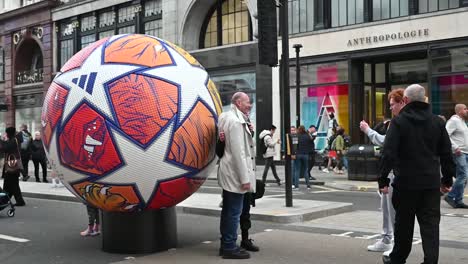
[379,84,454,264]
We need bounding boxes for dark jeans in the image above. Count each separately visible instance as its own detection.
[294,154,310,187]
[308,153,315,178]
[21,153,30,178]
[240,192,252,241]
[220,190,244,251]
[86,205,100,226]
[2,171,25,205]
[262,157,280,184]
[33,159,47,181]
[390,188,440,264]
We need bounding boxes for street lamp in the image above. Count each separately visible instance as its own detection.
[293,44,302,129]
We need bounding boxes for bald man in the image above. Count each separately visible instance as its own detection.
[380,84,454,264]
[444,104,468,209]
[217,92,256,259]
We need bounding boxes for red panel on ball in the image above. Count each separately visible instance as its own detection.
[108,73,178,145]
[147,177,205,209]
[41,82,69,150]
[59,103,121,175]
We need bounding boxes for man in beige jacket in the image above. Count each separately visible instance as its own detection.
[218,92,256,259]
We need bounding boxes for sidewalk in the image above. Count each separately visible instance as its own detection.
[0,178,352,224]
[208,165,383,192]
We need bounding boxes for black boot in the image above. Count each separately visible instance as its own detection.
[42,179,49,183]
[241,239,259,252]
[222,248,250,259]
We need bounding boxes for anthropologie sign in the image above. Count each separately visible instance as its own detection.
[347,29,429,47]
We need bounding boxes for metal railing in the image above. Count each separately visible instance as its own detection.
[16,68,43,85]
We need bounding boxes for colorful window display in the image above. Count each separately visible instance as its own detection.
[291,61,349,150]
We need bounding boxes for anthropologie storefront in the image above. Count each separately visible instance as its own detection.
[279,9,468,147]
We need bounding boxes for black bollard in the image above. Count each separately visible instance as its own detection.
[101,207,177,254]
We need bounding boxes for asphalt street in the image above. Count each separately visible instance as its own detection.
[1,183,467,264]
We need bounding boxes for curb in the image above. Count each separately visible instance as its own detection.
[324,182,379,192]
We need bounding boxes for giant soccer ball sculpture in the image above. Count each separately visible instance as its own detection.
[42,34,222,213]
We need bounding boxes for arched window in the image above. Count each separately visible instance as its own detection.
[201,0,252,48]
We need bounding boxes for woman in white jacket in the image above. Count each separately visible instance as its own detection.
[259,125,281,186]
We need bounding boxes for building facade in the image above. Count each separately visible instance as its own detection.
[277,0,468,149]
[0,0,57,133]
[2,0,467,157]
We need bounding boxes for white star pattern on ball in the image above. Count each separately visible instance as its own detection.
[97,121,189,203]
[53,45,141,123]
[141,43,216,124]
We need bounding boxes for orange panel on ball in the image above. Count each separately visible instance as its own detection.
[104,34,173,67]
[168,101,216,169]
[108,74,178,145]
[73,182,140,212]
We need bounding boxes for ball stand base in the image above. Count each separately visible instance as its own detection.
[101,207,177,254]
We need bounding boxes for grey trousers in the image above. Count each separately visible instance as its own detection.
[381,173,396,243]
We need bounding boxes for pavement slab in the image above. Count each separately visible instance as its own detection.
[178,193,353,223]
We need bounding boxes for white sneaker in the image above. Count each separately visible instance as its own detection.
[367,239,392,252]
[322,168,330,173]
[383,246,393,257]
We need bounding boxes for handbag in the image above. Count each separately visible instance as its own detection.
[4,139,23,174]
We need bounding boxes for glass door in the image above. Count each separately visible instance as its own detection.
[363,63,388,128]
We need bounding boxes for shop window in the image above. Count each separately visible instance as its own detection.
[431,47,468,74]
[290,83,350,150]
[202,0,252,48]
[145,0,162,17]
[81,34,96,48]
[390,59,427,84]
[331,0,365,27]
[290,61,349,86]
[118,25,135,34]
[145,20,162,37]
[99,11,115,28]
[289,0,314,34]
[373,0,408,21]
[431,75,468,118]
[418,0,459,13]
[289,61,349,149]
[81,16,96,32]
[15,106,42,136]
[60,39,73,68]
[118,6,136,23]
[144,0,163,38]
[99,30,114,39]
[211,72,256,127]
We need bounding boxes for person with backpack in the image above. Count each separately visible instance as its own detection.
[18,124,32,182]
[332,128,346,174]
[2,127,26,206]
[322,127,338,173]
[259,125,281,186]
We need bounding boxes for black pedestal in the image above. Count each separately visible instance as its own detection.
[101,207,177,254]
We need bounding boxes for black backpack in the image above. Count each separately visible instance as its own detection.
[344,135,352,149]
[258,135,269,155]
